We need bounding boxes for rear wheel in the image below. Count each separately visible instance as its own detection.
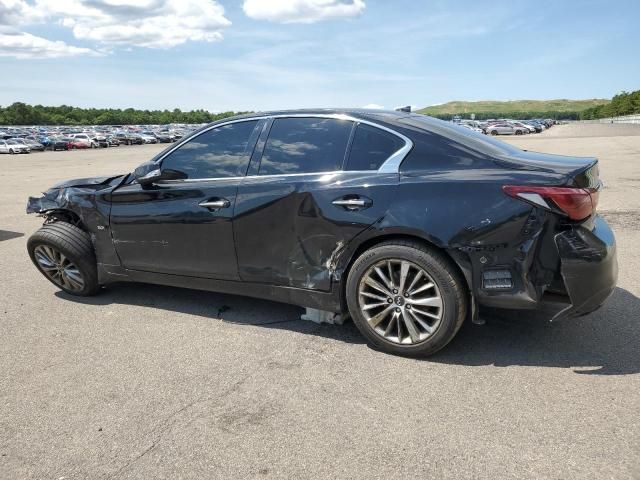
[9,148,15,154]
[346,241,467,356]
[27,222,100,296]
[491,130,498,135]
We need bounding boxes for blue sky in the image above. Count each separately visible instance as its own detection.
[0,0,638,111]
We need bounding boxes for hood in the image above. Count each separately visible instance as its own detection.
[27,174,126,215]
[52,175,124,189]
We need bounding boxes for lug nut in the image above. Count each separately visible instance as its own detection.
[395,307,401,313]
[406,304,411,310]
[387,298,393,303]
[393,289,398,294]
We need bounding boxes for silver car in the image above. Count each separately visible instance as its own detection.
[485,123,526,136]
[512,121,536,133]
[0,139,31,154]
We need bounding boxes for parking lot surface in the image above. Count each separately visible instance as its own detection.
[1,123,639,479]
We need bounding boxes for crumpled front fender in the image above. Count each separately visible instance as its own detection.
[26,180,123,277]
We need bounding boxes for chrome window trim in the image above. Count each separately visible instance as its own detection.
[153,113,413,183]
[157,170,383,184]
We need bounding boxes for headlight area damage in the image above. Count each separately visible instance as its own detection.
[26,175,124,218]
[26,175,126,278]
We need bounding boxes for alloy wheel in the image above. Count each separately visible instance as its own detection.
[357,259,443,345]
[33,244,85,292]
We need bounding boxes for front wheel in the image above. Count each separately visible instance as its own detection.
[346,241,467,357]
[490,130,498,135]
[27,222,100,296]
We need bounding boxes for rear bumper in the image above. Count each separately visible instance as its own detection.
[469,214,617,320]
[552,215,618,319]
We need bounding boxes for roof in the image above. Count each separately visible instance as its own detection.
[219,108,414,123]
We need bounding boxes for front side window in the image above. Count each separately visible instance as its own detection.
[161,120,258,179]
[258,118,353,175]
[346,124,405,171]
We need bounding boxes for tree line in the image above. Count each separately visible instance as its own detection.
[2,89,639,125]
[0,102,245,126]
[579,90,640,119]
[431,90,640,121]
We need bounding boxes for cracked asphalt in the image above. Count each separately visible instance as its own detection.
[1,123,639,479]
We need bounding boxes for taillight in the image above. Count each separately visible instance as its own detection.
[503,185,598,221]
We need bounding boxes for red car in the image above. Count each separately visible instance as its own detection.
[67,139,90,149]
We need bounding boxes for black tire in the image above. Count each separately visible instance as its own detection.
[27,222,100,296]
[490,130,498,135]
[9,148,14,154]
[346,241,467,357]
[515,130,523,135]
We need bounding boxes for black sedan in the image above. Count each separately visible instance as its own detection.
[50,137,71,151]
[114,132,143,145]
[25,110,617,356]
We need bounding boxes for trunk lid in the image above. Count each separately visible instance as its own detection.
[497,150,598,185]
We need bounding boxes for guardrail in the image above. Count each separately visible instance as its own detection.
[580,114,640,124]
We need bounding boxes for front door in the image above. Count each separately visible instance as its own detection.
[109,119,262,279]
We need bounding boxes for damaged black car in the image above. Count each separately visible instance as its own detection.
[26,110,618,356]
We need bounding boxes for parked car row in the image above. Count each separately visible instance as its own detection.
[454,118,557,136]
[0,124,200,154]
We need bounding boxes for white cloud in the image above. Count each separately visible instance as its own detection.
[43,0,232,48]
[0,0,232,54]
[243,0,365,24]
[0,28,99,58]
[0,0,42,24]
[361,103,384,109]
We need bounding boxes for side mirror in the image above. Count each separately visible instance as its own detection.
[133,161,162,185]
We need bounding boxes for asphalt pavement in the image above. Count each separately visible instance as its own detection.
[1,123,638,479]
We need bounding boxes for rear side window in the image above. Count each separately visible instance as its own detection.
[161,120,258,179]
[258,118,353,175]
[346,124,405,171]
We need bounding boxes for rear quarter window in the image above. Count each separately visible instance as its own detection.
[346,124,405,171]
[397,115,522,172]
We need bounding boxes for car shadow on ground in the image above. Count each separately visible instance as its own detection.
[57,285,639,376]
[0,230,24,242]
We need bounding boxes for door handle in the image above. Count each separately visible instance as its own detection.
[199,198,230,209]
[332,196,372,210]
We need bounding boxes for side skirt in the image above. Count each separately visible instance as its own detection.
[98,264,342,312]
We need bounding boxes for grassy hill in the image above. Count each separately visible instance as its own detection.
[418,99,610,118]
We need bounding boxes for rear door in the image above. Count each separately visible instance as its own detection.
[109,119,262,279]
[234,116,405,291]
